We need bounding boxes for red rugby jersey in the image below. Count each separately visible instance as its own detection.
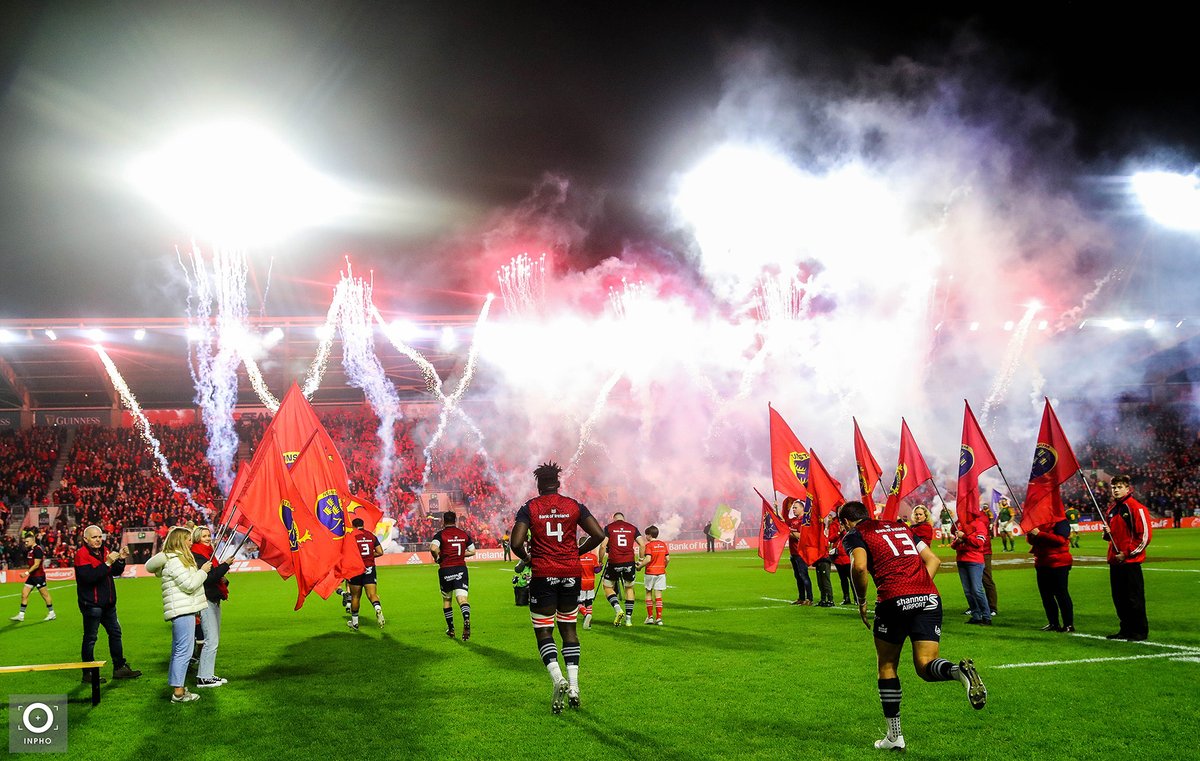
[516,494,593,578]
[27,546,46,580]
[431,526,474,568]
[579,552,599,591]
[352,528,381,568]
[843,519,937,601]
[643,539,669,575]
[604,520,641,563]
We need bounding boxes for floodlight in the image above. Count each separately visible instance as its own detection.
[133,328,146,341]
[1131,171,1200,231]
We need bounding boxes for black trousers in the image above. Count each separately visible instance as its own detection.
[81,603,126,675]
[1035,566,1074,627]
[834,563,851,600]
[1110,563,1148,637]
[814,559,833,603]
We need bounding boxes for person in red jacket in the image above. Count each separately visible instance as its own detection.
[951,515,990,625]
[1026,519,1074,632]
[829,524,853,605]
[74,524,142,683]
[1104,475,1152,641]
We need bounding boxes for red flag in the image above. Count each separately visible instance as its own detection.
[797,450,845,564]
[957,400,1000,525]
[232,433,342,606]
[343,492,384,534]
[769,405,810,501]
[290,432,367,584]
[269,383,326,467]
[852,418,883,506]
[754,488,789,573]
[1021,398,1081,532]
[882,419,934,521]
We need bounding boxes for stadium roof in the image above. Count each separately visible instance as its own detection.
[0,314,477,412]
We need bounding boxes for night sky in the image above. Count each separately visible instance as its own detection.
[0,2,1196,319]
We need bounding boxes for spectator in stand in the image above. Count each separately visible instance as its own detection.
[74,525,142,684]
[1026,520,1074,633]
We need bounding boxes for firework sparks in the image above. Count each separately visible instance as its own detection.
[980,304,1040,427]
[564,367,625,480]
[336,267,403,511]
[94,345,205,513]
[497,253,546,317]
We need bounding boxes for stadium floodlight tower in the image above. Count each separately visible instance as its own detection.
[128,120,350,247]
[1131,170,1200,233]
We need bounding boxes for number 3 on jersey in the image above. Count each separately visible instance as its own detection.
[881,532,918,557]
[545,521,564,542]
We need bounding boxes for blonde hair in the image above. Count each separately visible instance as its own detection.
[163,527,198,569]
[191,526,212,544]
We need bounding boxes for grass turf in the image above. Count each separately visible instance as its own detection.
[2,530,1199,759]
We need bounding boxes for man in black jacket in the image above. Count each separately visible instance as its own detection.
[73,525,142,683]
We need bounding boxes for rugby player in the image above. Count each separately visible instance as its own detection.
[346,518,385,631]
[509,462,605,713]
[839,500,986,751]
[599,511,644,626]
[10,532,55,622]
[430,511,476,641]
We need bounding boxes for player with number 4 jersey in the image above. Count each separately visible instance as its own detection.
[838,500,986,753]
[510,462,606,714]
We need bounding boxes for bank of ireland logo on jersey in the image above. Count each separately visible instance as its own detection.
[9,695,67,753]
[959,445,975,478]
[1030,443,1057,480]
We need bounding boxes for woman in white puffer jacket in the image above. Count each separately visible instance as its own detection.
[146,526,213,703]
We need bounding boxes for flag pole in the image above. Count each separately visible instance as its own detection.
[1076,469,1112,534]
[994,465,1026,517]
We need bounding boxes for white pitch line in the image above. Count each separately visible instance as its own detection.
[1072,565,1200,573]
[994,652,1195,669]
[1068,632,1200,652]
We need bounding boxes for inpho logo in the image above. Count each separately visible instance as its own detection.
[9,695,68,754]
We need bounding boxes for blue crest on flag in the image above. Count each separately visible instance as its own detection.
[316,489,345,537]
[762,511,778,540]
[280,500,300,552]
[1030,443,1057,479]
[959,445,975,478]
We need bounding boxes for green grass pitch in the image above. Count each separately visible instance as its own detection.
[3,531,1199,759]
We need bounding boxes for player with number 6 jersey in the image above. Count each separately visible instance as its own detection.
[510,462,606,714]
[600,512,644,627]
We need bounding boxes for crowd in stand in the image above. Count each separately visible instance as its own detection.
[2,402,1197,571]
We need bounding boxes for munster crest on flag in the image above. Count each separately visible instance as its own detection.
[769,405,810,501]
[753,488,789,573]
[881,419,933,521]
[956,400,999,524]
[1021,398,1080,532]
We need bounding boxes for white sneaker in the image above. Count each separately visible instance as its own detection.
[10,613,24,622]
[376,610,386,628]
[44,611,56,621]
[551,678,569,714]
[583,614,592,630]
[655,618,664,626]
[194,677,225,688]
[644,616,655,625]
[624,616,633,627]
[171,691,200,703]
[874,734,905,751]
[347,620,359,632]
[567,686,580,709]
